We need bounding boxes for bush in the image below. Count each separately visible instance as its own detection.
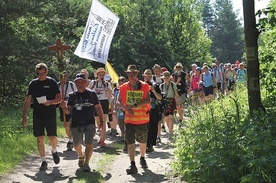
[173,86,276,183]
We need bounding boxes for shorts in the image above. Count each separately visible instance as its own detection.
[71,124,96,146]
[125,123,149,144]
[59,107,71,122]
[203,85,214,96]
[163,98,176,116]
[33,117,57,137]
[95,99,109,116]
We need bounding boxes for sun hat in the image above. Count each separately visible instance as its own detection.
[74,73,86,81]
[125,64,138,72]
[162,71,171,78]
[142,69,153,77]
[152,64,161,69]
[94,67,106,77]
[174,62,183,68]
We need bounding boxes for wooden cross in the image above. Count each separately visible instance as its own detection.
[48,39,71,124]
[48,38,71,62]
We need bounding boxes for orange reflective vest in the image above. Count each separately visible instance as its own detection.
[119,81,150,124]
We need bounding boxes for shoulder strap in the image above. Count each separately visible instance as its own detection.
[91,80,97,89]
[160,83,164,93]
[171,82,175,94]
[69,82,74,91]
[153,75,156,82]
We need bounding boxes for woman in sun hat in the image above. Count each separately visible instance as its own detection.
[87,67,112,147]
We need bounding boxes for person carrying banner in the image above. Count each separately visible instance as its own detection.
[21,63,61,171]
[61,73,104,172]
[116,64,151,174]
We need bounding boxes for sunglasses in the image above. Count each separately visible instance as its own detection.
[37,72,46,76]
[126,72,137,76]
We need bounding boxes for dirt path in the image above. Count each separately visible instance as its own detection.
[1,127,182,183]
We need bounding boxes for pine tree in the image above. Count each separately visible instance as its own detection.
[209,0,244,63]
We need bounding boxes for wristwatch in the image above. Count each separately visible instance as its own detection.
[134,104,138,108]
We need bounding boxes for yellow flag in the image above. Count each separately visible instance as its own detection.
[105,61,119,83]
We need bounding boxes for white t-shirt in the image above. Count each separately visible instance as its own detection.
[89,80,111,100]
[58,81,77,101]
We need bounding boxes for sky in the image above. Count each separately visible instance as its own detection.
[232,0,270,19]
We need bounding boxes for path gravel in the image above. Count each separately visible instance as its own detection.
[0,127,182,183]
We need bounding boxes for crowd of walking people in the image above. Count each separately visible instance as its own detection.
[21,60,247,174]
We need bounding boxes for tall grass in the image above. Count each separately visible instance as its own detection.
[173,86,276,183]
[0,109,65,174]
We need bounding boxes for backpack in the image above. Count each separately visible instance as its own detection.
[160,82,175,96]
[237,69,246,75]
[152,75,164,84]
[201,73,213,82]
[159,82,175,112]
[90,80,108,90]
[58,81,75,97]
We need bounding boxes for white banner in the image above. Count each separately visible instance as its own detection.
[74,0,119,64]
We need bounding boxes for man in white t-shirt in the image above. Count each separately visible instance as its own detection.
[58,71,77,151]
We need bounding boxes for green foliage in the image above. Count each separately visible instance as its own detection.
[258,0,276,107]
[0,108,66,174]
[173,86,276,183]
[209,0,244,63]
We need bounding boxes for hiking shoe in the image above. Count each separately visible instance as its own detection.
[83,164,91,172]
[162,125,166,132]
[52,152,60,164]
[78,156,85,167]
[146,146,154,153]
[156,136,161,143]
[126,164,138,174]
[140,158,148,169]
[99,140,106,148]
[39,161,48,171]
[67,141,73,151]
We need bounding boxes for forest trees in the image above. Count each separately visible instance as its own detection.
[205,0,244,63]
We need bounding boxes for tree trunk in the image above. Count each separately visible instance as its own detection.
[243,0,266,114]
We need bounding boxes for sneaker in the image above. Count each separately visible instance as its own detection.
[78,156,85,167]
[99,140,106,148]
[140,158,148,169]
[52,152,60,164]
[112,129,119,136]
[83,164,91,172]
[156,136,161,143]
[39,161,48,171]
[162,125,166,132]
[67,141,73,151]
[126,164,138,174]
[146,146,154,153]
